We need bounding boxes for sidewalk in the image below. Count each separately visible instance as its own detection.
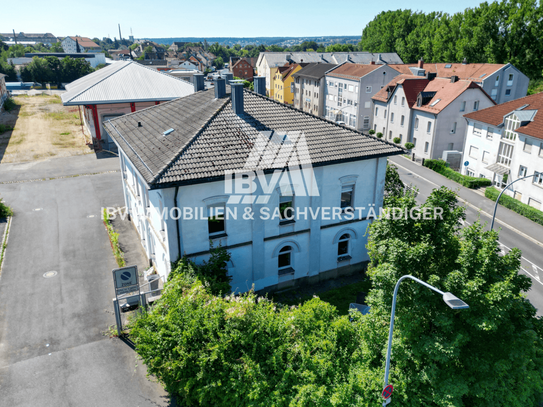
[389,155,543,246]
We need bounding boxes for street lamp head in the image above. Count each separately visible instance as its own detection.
[442,292,469,310]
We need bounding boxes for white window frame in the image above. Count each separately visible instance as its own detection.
[469,146,479,159]
[460,101,466,112]
[426,121,432,134]
[519,165,527,178]
[337,233,351,260]
[534,172,543,187]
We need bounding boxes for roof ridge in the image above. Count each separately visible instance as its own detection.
[151,96,231,184]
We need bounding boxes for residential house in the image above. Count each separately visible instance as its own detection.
[109,49,131,61]
[389,60,529,105]
[0,74,9,111]
[1,32,58,44]
[256,52,404,96]
[130,41,166,60]
[273,63,308,105]
[372,75,495,159]
[292,63,337,117]
[232,58,257,81]
[462,93,543,210]
[103,82,404,290]
[168,42,188,52]
[61,36,101,53]
[323,63,400,130]
[61,61,195,151]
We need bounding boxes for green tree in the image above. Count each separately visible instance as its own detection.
[214,56,224,69]
[50,42,64,52]
[362,187,543,406]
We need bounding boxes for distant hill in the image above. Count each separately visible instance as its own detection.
[140,36,360,47]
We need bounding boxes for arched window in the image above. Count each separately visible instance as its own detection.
[338,234,350,258]
[278,246,292,273]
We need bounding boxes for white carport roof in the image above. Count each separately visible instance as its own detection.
[61,61,194,106]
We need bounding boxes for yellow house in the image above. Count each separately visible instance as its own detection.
[273,64,306,105]
[268,67,279,98]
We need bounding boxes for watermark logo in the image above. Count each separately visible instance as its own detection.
[224,131,319,204]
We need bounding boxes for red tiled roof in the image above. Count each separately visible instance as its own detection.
[414,79,494,113]
[389,63,507,81]
[372,74,429,107]
[327,63,381,80]
[68,36,100,49]
[465,92,543,140]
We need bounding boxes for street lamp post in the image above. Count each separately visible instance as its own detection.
[383,275,469,406]
[490,173,536,230]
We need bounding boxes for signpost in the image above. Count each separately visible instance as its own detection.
[464,161,469,167]
[382,384,393,405]
[112,265,140,336]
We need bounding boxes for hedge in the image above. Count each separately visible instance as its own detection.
[423,159,492,188]
[485,186,543,226]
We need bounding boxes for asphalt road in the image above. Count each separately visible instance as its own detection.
[0,155,169,406]
[389,155,543,316]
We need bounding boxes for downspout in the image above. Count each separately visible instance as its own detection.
[173,186,181,260]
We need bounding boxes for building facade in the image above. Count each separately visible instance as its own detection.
[1,32,58,44]
[463,93,543,210]
[272,64,307,105]
[292,63,337,117]
[232,58,257,81]
[104,83,403,292]
[324,63,400,131]
[61,36,101,53]
[389,60,529,105]
[373,75,495,159]
[256,52,404,96]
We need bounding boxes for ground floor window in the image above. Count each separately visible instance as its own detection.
[338,234,351,260]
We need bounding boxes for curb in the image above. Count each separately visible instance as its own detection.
[0,216,12,275]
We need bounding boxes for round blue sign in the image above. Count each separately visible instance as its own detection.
[464,161,469,167]
[121,271,132,281]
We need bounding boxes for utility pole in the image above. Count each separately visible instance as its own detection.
[118,24,123,43]
[12,29,17,45]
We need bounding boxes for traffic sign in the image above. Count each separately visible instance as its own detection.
[464,161,469,167]
[112,265,139,297]
[382,384,394,399]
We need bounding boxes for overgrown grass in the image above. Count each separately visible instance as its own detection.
[273,279,372,315]
[485,186,543,226]
[46,96,62,104]
[18,111,34,117]
[103,208,125,267]
[0,197,13,218]
[424,159,491,188]
[46,111,72,121]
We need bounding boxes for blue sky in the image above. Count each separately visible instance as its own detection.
[4,0,482,39]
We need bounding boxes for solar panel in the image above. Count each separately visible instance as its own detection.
[445,64,452,68]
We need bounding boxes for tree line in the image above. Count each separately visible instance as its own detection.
[359,0,543,82]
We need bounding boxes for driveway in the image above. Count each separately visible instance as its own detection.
[0,154,169,406]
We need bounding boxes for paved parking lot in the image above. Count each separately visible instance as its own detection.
[0,154,169,406]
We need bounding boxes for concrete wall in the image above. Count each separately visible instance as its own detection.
[119,153,388,292]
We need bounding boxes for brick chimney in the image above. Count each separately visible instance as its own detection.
[418,58,424,69]
[370,60,375,65]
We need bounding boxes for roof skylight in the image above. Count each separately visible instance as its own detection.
[445,64,452,68]
[430,99,441,106]
[163,128,175,136]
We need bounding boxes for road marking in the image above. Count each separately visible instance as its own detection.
[391,159,543,249]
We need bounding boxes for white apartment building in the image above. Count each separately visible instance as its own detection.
[463,93,543,210]
[61,36,102,53]
[104,82,403,292]
[372,75,495,159]
[324,63,400,131]
[292,63,337,117]
[389,60,529,105]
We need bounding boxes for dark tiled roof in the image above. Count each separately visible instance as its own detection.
[464,93,543,140]
[105,88,404,187]
[292,63,337,80]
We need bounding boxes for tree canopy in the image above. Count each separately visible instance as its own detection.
[359,0,543,80]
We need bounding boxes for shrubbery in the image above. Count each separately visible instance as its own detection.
[376,132,383,138]
[485,186,543,226]
[0,197,13,218]
[130,272,377,406]
[2,97,16,112]
[423,159,491,188]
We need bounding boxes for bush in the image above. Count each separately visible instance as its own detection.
[2,97,16,112]
[392,137,401,144]
[404,142,414,150]
[0,124,13,134]
[103,208,125,267]
[0,197,13,218]
[368,129,375,135]
[423,159,491,188]
[376,132,383,138]
[130,274,375,406]
[485,186,543,226]
[169,243,232,295]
